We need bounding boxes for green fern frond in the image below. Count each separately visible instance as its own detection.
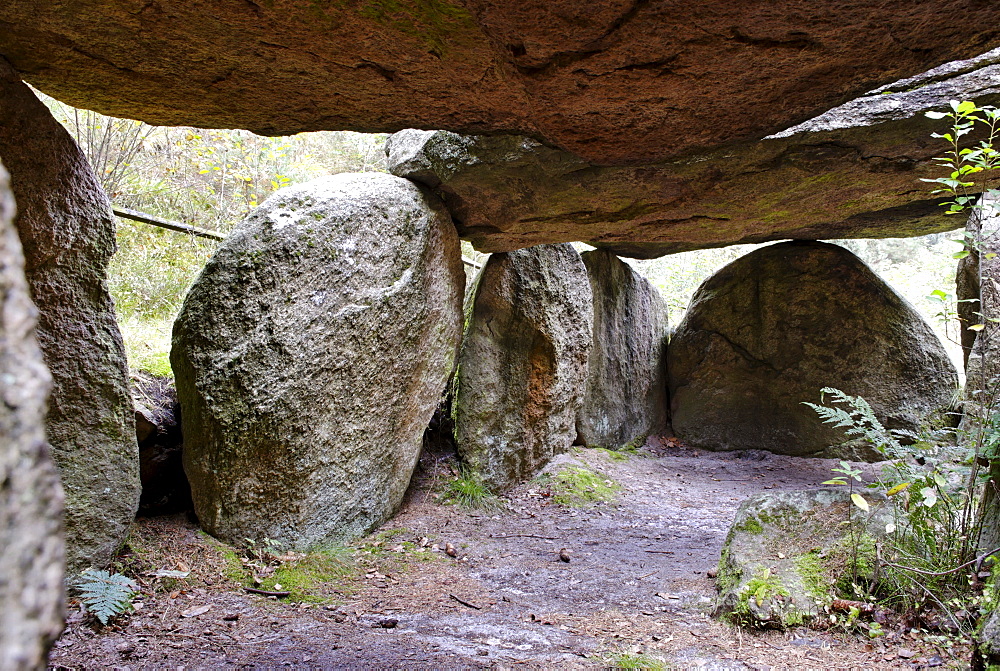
[75,569,138,625]
[804,388,903,457]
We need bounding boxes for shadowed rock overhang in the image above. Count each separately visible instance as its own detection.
[3,1,1000,165]
[4,2,1000,253]
[386,48,1000,257]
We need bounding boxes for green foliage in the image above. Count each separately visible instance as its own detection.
[443,469,503,511]
[604,651,667,670]
[541,466,620,507]
[805,385,985,624]
[802,387,903,458]
[922,100,1000,218]
[74,569,139,625]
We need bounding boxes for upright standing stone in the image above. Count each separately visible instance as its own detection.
[172,173,464,548]
[0,60,138,572]
[576,249,668,448]
[453,244,592,491]
[668,241,957,456]
[959,201,1000,553]
[0,160,64,670]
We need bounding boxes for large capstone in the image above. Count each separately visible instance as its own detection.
[667,241,957,456]
[453,244,592,491]
[5,2,1000,165]
[576,249,668,448]
[385,52,1000,259]
[0,60,138,572]
[0,160,64,670]
[172,173,464,549]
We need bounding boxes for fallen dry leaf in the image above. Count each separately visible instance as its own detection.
[181,604,212,618]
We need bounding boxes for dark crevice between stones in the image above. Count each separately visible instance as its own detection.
[132,372,192,516]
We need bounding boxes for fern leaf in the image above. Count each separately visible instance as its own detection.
[75,569,138,625]
[802,388,903,457]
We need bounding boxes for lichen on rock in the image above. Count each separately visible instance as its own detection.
[668,241,957,457]
[715,488,889,629]
[576,249,669,450]
[452,244,592,492]
[172,172,464,549]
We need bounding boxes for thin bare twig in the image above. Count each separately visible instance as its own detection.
[449,594,482,610]
[243,587,290,598]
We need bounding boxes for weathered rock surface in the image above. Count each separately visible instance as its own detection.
[958,200,1000,557]
[716,489,888,628]
[172,173,464,549]
[4,3,1000,165]
[454,244,592,491]
[977,585,1000,668]
[0,160,64,670]
[386,50,1000,258]
[0,61,139,572]
[576,249,668,448]
[667,241,957,456]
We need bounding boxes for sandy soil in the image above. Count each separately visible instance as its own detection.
[48,439,962,669]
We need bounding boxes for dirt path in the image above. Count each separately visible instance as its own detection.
[50,441,942,669]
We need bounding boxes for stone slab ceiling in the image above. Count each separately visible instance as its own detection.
[3,1,1000,164]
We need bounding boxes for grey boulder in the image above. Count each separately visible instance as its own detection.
[715,488,889,629]
[453,244,592,491]
[576,249,668,449]
[0,159,65,670]
[668,241,957,456]
[0,61,138,572]
[172,173,464,549]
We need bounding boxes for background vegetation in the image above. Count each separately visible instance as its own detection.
[37,91,965,377]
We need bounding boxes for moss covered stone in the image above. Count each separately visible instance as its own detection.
[668,242,957,457]
[172,173,464,549]
[715,488,890,629]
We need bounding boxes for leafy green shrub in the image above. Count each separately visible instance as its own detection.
[804,387,988,623]
[74,569,139,625]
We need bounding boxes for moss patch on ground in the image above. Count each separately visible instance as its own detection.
[540,466,620,507]
[269,549,355,603]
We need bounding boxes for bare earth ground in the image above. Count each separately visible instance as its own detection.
[49,439,966,669]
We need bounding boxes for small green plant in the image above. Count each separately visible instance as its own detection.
[442,469,503,511]
[75,569,139,625]
[604,651,666,671]
[803,387,903,459]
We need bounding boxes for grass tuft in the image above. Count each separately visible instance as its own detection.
[443,469,503,511]
[605,651,666,670]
